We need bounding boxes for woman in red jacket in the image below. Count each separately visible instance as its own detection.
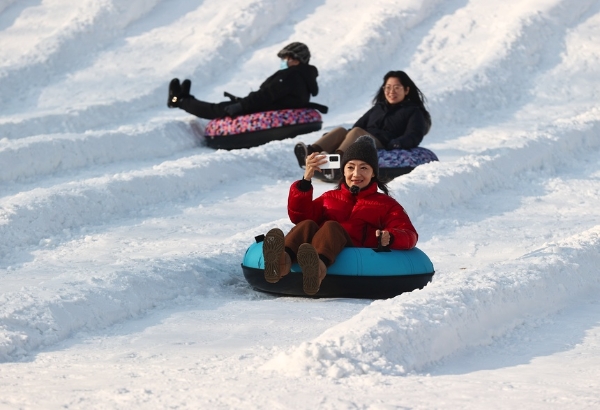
[263,135,418,295]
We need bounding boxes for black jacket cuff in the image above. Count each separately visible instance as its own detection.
[298,178,312,191]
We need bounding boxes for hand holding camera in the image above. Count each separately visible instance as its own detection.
[303,153,340,180]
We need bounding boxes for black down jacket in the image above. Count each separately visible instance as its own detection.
[239,64,319,114]
[353,100,431,149]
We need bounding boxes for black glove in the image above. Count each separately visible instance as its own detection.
[224,102,243,118]
[387,138,405,150]
[224,92,241,101]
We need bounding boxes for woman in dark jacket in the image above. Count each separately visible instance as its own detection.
[264,135,418,295]
[167,42,319,119]
[294,70,430,166]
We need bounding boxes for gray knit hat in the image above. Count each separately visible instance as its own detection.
[341,135,379,177]
[277,42,311,64]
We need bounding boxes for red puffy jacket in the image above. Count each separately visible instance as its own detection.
[288,181,418,250]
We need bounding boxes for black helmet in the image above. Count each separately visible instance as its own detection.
[277,42,311,64]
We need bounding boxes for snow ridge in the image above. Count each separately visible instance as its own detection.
[0,245,243,361]
[264,226,600,377]
[0,120,195,184]
[395,116,600,217]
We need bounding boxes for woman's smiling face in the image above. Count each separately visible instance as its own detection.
[383,77,409,105]
[344,160,374,189]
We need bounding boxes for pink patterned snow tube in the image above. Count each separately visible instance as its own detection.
[205,108,322,137]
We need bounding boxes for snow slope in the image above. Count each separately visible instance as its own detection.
[1,0,600,408]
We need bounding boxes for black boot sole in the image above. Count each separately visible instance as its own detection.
[263,228,285,284]
[294,143,308,169]
[168,78,181,108]
[181,79,191,97]
[297,243,321,295]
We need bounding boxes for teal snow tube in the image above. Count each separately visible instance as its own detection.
[241,240,434,299]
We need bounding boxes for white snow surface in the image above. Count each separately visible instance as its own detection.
[1,0,600,408]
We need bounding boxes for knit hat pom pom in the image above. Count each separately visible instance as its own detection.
[356,135,376,147]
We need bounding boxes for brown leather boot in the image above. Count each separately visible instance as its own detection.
[297,243,327,295]
[263,228,291,283]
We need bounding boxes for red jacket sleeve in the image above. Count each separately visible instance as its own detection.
[383,201,418,250]
[287,180,325,224]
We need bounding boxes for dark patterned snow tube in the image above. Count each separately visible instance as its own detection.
[314,146,439,183]
[204,108,323,150]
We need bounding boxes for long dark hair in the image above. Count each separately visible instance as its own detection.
[335,176,390,196]
[373,70,431,124]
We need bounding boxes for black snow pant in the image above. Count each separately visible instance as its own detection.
[178,97,235,120]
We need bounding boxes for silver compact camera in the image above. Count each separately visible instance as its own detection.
[319,154,341,169]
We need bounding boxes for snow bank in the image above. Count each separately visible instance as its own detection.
[0,142,297,257]
[0,248,236,361]
[0,0,161,113]
[264,225,600,377]
[395,115,600,218]
[0,120,194,183]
